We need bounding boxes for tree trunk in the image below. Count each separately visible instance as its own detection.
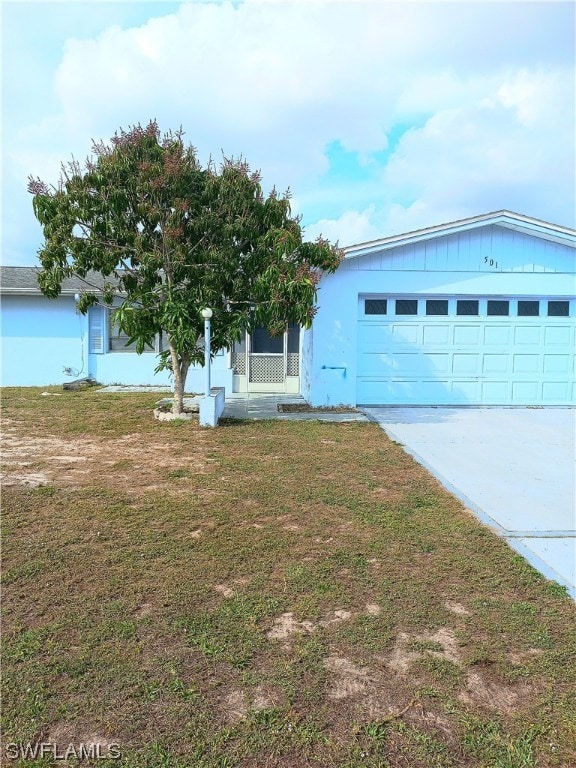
[168,341,190,415]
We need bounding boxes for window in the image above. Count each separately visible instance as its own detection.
[109,313,137,352]
[518,301,539,317]
[426,299,448,316]
[365,299,387,315]
[108,310,154,352]
[548,301,569,317]
[395,299,418,315]
[487,300,509,316]
[252,326,283,353]
[457,300,479,316]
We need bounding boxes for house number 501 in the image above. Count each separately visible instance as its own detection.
[484,257,498,268]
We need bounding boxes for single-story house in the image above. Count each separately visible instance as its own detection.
[2,210,575,406]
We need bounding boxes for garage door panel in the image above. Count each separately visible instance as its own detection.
[452,354,479,374]
[515,326,540,345]
[356,379,414,404]
[483,354,508,373]
[392,353,425,373]
[513,355,540,373]
[481,381,509,402]
[453,325,481,345]
[391,324,420,344]
[484,326,511,345]
[357,297,575,405]
[360,324,392,345]
[357,378,455,405]
[512,382,540,401]
[427,353,451,373]
[544,326,571,345]
[420,380,455,402]
[544,354,570,373]
[543,382,570,401]
[423,325,450,344]
[450,380,478,402]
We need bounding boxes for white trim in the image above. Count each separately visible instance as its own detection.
[344,211,576,259]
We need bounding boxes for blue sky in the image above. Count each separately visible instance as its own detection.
[2,0,575,266]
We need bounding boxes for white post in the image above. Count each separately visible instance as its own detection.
[201,308,213,396]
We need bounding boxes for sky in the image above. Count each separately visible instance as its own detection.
[2,0,575,266]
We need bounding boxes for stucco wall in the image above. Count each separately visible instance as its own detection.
[1,294,89,386]
[89,349,233,393]
[1,294,235,392]
[299,326,313,402]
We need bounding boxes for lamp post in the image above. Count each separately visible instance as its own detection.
[201,308,213,396]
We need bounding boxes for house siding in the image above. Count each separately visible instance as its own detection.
[1,295,89,386]
[1,295,235,391]
[88,349,233,392]
[338,226,574,274]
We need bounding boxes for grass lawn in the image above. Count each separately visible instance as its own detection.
[2,387,575,767]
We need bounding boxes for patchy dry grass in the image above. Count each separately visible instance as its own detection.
[1,387,575,767]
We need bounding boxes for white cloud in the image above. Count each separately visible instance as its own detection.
[305,206,381,246]
[3,0,575,264]
[307,65,575,245]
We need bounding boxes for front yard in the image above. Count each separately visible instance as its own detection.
[2,388,575,767]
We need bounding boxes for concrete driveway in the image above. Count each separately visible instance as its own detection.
[362,407,576,598]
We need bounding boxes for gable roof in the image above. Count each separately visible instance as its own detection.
[344,211,576,260]
[0,266,113,295]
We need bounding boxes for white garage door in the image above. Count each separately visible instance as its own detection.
[357,297,575,405]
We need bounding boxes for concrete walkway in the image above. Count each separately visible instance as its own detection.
[97,387,367,421]
[362,407,576,598]
[222,393,368,422]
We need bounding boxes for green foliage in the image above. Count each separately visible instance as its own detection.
[28,120,342,409]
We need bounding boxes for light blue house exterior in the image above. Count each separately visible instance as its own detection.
[2,211,575,405]
[303,210,576,406]
[0,275,234,393]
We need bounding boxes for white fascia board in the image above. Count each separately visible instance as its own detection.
[344,211,576,259]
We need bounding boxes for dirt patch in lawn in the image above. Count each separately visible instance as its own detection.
[0,417,211,494]
[458,670,531,714]
[388,627,462,674]
[220,686,282,724]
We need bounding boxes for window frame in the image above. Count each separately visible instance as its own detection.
[487,300,510,317]
[547,300,570,317]
[395,299,418,316]
[364,298,388,316]
[425,299,449,316]
[456,299,479,316]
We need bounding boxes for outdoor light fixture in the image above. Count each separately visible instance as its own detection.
[202,308,212,395]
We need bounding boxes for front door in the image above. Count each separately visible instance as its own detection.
[231,326,300,393]
[248,326,286,392]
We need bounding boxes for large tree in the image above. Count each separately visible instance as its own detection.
[29,121,342,414]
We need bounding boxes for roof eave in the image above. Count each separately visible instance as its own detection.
[0,288,79,296]
[344,211,576,259]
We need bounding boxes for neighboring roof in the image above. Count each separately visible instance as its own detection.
[0,266,114,295]
[344,210,576,259]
